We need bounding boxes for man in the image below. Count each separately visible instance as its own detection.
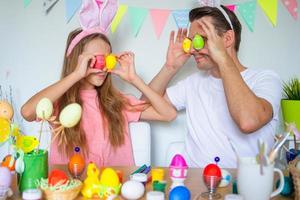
[146,6,282,167]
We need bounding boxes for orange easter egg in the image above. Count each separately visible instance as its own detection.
[0,100,13,121]
[48,169,68,186]
[68,147,85,177]
[1,155,15,171]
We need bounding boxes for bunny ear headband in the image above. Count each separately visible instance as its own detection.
[66,0,118,56]
[198,0,233,29]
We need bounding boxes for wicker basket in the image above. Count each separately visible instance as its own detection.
[289,158,300,200]
[42,179,82,200]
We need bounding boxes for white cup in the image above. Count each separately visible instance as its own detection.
[237,157,284,200]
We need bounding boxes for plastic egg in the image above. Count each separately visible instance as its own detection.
[218,169,231,187]
[192,34,204,50]
[0,166,12,187]
[105,54,117,70]
[203,164,222,177]
[1,155,15,171]
[94,55,106,70]
[0,100,13,121]
[100,168,120,187]
[121,180,145,200]
[48,169,68,186]
[169,186,191,200]
[59,103,82,128]
[36,98,53,120]
[0,118,10,143]
[182,38,192,53]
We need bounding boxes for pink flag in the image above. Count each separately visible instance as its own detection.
[150,9,170,39]
[226,4,236,12]
[281,0,298,20]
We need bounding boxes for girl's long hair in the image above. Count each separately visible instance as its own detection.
[57,29,145,157]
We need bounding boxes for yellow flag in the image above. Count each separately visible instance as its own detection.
[258,0,278,26]
[111,5,128,33]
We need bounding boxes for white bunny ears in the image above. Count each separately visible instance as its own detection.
[198,0,233,29]
[67,0,118,56]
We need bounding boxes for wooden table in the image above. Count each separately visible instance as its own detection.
[10,166,293,199]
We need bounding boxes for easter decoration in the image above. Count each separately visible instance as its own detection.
[182,34,205,53]
[17,97,82,193]
[0,166,13,199]
[218,169,232,188]
[68,146,85,179]
[200,157,222,199]
[121,180,145,200]
[37,169,82,200]
[169,154,188,190]
[81,162,122,199]
[93,54,117,71]
[169,186,191,200]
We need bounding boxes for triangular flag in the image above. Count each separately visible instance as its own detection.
[226,5,236,12]
[111,5,128,33]
[258,0,278,26]
[65,0,82,23]
[237,1,257,32]
[150,9,170,39]
[43,0,60,14]
[128,7,148,37]
[23,0,32,8]
[281,0,298,20]
[172,10,190,29]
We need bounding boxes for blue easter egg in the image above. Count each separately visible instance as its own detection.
[276,176,294,197]
[169,186,191,200]
[286,149,300,163]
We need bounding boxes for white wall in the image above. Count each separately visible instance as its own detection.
[0,0,300,166]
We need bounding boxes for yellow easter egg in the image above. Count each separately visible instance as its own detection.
[100,168,120,187]
[36,98,53,120]
[182,38,192,53]
[59,103,82,128]
[0,100,14,121]
[105,54,117,70]
[0,118,10,143]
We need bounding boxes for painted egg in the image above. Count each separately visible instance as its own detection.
[48,169,69,186]
[121,180,145,200]
[218,169,231,187]
[0,100,13,121]
[182,38,192,53]
[59,103,82,128]
[169,186,191,200]
[0,118,10,143]
[1,155,15,171]
[203,164,222,177]
[36,98,53,120]
[68,147,85,177]
[100,168,120,187]
[94,55,106,70]
[0,166,12,187]
[105,54,117,70]
[192,34,204,50]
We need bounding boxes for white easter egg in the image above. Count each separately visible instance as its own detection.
[59,103,82,128]
[218,169,231,187]
[36,98,53,120]
[0,166,12,187]
[121,180,145,200]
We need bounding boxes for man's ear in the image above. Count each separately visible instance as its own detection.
[224,30,235,49]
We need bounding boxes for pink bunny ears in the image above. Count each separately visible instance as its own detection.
[66,0,118,56]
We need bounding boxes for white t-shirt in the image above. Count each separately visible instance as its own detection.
[166,68,282,168]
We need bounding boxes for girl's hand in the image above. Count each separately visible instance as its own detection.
[73,53,102,79]
[198,20,230,65]
[165,28,191,70]
[112,51,139,84]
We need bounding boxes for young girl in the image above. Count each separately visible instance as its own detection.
[21,28,177,166]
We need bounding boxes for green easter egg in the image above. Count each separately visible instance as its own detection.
[193,34,204,50]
